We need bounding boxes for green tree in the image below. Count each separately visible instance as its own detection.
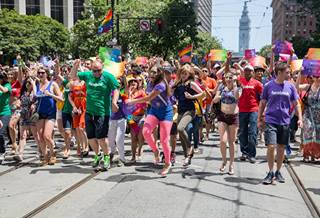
[258,44,272,59]
[194,32,222,55]
[0,9,69,62]
[70,0,199,59]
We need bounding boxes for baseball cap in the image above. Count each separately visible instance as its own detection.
[244,65,254,71]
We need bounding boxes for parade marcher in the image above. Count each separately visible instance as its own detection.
[173,64,205,167]
[14,77,40,161]
[213,72,241,175]
[0,71,12,163]
[238,64,263,163]
[258,62,302,184]
[295,71,320,162]
[127,66,173,176]
[108,77,127,166]
[71,59,119,170]
[68,74,89,157]
[35,67,63,165]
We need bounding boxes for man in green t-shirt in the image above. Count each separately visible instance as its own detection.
[0,72,12,163]
[71,59,119,170]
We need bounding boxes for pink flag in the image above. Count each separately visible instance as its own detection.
[244,49,256,59]
[279,53,298,62]
[274,40,293,55]
[302,59,320,76]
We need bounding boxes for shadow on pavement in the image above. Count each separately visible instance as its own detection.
[224,176,261,185]
[29,165,93,174]
[306,188,320,195]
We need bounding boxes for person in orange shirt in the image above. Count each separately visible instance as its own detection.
[69,79,89,157]
[200,67,217,140]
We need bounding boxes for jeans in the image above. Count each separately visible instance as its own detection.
[239,112,258,158]
[187,115,202,149]
[108,118,127,161]
[177,111,195,157]
[0,115,11,154]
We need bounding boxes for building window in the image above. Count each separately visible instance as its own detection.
[309,30,312,34]
[74,0,84,23]
[0,0,14,9]
[26,0,40,15]
[298,21,301,26]
[51,0,63,23]
[310,21,313,26]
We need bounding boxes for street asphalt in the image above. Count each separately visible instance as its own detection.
[0,132,318,218]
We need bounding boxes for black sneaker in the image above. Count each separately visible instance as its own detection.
[262,171,274,185]
[248,156,256,164]
[274,171,285,183]
[240,154,247,161]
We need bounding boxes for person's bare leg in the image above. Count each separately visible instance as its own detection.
[218,122,228,171]
[267,145,276,172]
[276,145,285,171]
[88,139,99,154]
[227,125,238,173]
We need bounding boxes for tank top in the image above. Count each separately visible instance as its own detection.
[36,81,56,115]
[71,82,87,109]
[220,86,238,105]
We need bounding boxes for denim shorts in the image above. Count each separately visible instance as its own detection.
[39,112,56,122]
[265,123,290,146]
[85,113,109,139]
[62,112,73,130]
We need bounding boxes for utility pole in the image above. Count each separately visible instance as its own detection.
[111,0,115,39]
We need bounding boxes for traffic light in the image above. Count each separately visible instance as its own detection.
[156,18,163,33]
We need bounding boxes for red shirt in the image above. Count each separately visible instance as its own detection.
[11,80,21,98]
[238,77,263,112]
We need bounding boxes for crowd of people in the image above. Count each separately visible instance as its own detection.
[0,46,319,183]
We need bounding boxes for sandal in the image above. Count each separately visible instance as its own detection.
[161,163,172,177]
[228,165,234,175]
[219,162,227,173]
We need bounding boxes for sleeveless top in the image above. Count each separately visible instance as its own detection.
[36,81,56,115]
[220,85,238,105]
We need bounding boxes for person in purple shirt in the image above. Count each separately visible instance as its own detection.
[258,62,303,185]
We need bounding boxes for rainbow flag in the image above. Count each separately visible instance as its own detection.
[98,9,113,34]
[209,50,227,61]
[274,40,293,55]
[290,60,303,72]
[279,53,298,62]
[99,47,124,78]
[307,48,320,60]
[178,45,192,57]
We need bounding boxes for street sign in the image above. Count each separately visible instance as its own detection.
[139,20,150,31]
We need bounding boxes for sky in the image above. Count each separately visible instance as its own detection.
[211,0,272,52]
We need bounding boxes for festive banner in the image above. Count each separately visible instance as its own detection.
[209,49,227,62]
[274,40,293,55]
[244,49,256,59]
[180,55,192,63]
[307,48,320,60]
[302,59,320,76]
[98,9,113,34]
[279,53,298,62]
[290,59,303,72]
[178,45,192,57]
[249,55,266,68]
[135,57,148,66]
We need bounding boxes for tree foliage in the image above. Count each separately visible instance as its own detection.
[258,44,272,59]
[70,0,212,59]
[194,32,222,55]
[0,9,69,62]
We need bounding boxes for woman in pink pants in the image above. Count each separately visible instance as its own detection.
[127,67,173,177]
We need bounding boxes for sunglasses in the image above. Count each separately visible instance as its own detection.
[226,77,233,79]
[38,71,46,75]
[93,69,102,73]
[202,70,208,72]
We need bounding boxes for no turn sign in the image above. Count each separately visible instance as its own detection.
[139,20,150,31]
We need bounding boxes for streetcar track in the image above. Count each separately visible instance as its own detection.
[286,162,320,218]
[22,171,101,218]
